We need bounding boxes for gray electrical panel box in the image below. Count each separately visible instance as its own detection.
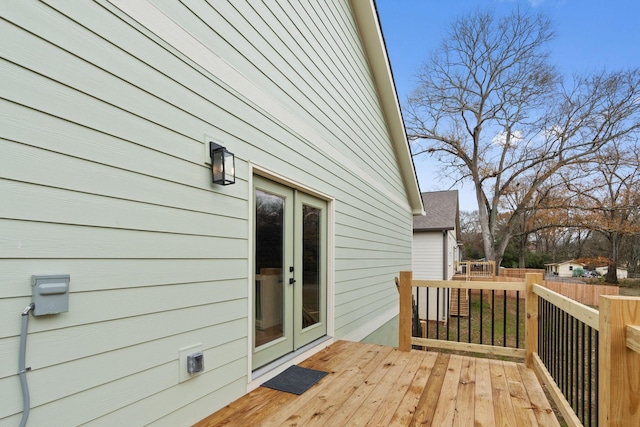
[32,275,70,316]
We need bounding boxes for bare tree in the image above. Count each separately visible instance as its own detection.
[502,184,563,267]
[621,234,640,277]
[459,210,484,259]
[459,210,481,234]
[565,141,640,283]
[406,7,640,270]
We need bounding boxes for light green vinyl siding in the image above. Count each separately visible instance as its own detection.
[0,0,415,424]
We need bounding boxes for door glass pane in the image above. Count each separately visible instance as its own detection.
[255,190,284,347]
[302,204,320,328]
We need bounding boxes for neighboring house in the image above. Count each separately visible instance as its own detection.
[545,260,586,277]
[595,266,628,279]
[0,2,423,425]
[412,191,461,321]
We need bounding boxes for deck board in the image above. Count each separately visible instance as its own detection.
[474,357,496,427]
[365,350,428,426]
[517,364,559,426]
[277,345,395,426]
[453,356,475,426]
[504,362,539,427]
[430,353,463,426]
[194,341,559,427]
[388,351,437,426]
[411,353,450,426]
[336,349,406,426]
[489,359,519,426]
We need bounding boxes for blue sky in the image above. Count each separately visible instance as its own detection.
[375,0,640,211]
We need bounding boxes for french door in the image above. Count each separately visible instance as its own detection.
[252,176,327,369]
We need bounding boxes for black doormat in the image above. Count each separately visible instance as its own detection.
[261,365,328,395]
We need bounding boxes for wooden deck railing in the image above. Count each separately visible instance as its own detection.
[398,271,526,358]
[398,271,640,427]
[628,324,640,354]
[529,281,599,426]
[454,260,496,279]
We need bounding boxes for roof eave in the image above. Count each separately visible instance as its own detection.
[414,227,456,232]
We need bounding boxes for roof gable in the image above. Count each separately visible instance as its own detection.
[414,190,459,231]
[544,260,585,267]
[350,0,424,215]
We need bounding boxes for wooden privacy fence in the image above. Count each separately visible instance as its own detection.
[464,278,619,306]
[475,267,618,307]
[543,280,618,307]
[398,271,640,427]
[500,268,545,279]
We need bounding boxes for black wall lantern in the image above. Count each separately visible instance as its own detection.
[209,141,235,185]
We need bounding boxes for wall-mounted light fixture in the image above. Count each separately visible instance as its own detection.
[209,141,235,185]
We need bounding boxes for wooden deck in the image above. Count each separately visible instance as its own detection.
[195,340,559,426]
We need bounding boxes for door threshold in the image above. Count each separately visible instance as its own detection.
[250,336,333,382]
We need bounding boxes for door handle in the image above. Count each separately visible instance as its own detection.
[289,278,296,285]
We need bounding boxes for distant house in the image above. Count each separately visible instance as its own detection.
[0,1,423,425]
[545,260,586,277]
[595,266,628,279]
[412,191,462,321]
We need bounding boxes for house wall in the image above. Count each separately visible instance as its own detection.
[447,229,458,279]
[412,229,458,281]
[412,231,449,321]
[596,267,628,279]
[557,262,585,277]
[361,315,399,347]
[0,1,414,425]
[412,232,444,280]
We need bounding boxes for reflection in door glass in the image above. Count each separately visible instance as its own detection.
[302,205,320,328]
[255,190,284,347]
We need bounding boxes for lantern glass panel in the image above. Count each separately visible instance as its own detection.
[210,142,235,185]
[223,151,235,185]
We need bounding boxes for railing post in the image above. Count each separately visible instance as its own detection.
[525,273,542,369]
[599,296,640,426]
[399,271,412,352]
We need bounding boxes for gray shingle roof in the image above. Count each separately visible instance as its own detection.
[413,190,459,231]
